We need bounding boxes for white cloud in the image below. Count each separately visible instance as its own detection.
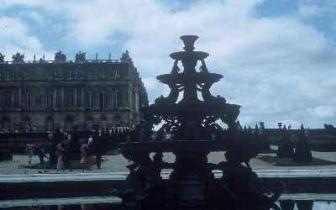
[298,2,320,18]
[23,11,44,25]
[1,0,336,127]
[307,105,336,118]
[0,17,48,60]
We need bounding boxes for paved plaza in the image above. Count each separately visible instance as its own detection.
[0,149,335,175]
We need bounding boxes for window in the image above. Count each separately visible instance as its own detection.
[45,116,53,131]
[47,90,53,108]
[23,91,31,109]
[13,89,19,107]
[76,87,82,107]
[86,90,94,108]
[114,69,119,78]
[99,92,108,109]
[55,88,62,108]
[4,91,11,107]
[65,88,74,108]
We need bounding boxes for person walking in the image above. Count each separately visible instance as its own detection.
[63,134,73,171]
[50,129,65,165]
[94,130,104,169]
[56,142,65,173]
[25,144,35,164]
[80,141,89,172]
[37,145,48,171]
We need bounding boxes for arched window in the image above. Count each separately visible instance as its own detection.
[65,89,74,108]
[112,90,120,109]
[99,92,108,109]
[13,89,19,107]
[76,87,82,107]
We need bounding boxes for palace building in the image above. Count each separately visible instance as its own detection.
[0,51,148,132]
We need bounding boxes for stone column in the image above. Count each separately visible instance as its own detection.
[11,89,14,107]
[115,89,119,109]
[81,87,84,108]
[53,88,56,109]
[31,87,35,109]
[19,87,22,107]
[89,89,92,108]
[61,87,64,108]
[122,86,127,108]
[74,87,77,108]
[135,88,139,113]
[127,85,132,110]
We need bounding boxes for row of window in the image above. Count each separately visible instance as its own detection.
[0,69,122,81]
[0,87,128,110]
[0,117,126,132]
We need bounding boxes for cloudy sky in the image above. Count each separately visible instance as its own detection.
[0,0,335,128]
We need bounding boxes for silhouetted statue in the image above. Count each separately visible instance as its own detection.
[54,50,66,62]
[123,151,164,210]
[277,126,294,158]
[12,52,24,63]
[121,50,134,66]
[217,151,281,210]
[258,122,271,151]
[0,53,5,63]
[294,125,312,163]
[75,51,86,62]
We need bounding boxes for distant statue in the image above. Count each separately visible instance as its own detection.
[39,54,47,63]
[121,50,133,64]
[75,51,86,62]
[0,53,5,63]
[12,52,25,63]
[216,150,281,210]
[294,125,312,163]
[277,126,294,158]
[122,151,164,209]
[54,51,66,62]
[121,50,130,59]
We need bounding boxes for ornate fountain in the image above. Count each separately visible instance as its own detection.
[121,35,281,210]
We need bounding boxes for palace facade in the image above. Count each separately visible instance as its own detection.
[0,51,148,132]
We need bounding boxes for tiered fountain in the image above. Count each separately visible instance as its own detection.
[121,35,280,210]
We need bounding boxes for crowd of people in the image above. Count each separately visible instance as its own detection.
[25,129,111,172]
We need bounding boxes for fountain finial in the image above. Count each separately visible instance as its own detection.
[180,35,199,51]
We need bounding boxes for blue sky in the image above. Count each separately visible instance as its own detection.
[0,0,335,128]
